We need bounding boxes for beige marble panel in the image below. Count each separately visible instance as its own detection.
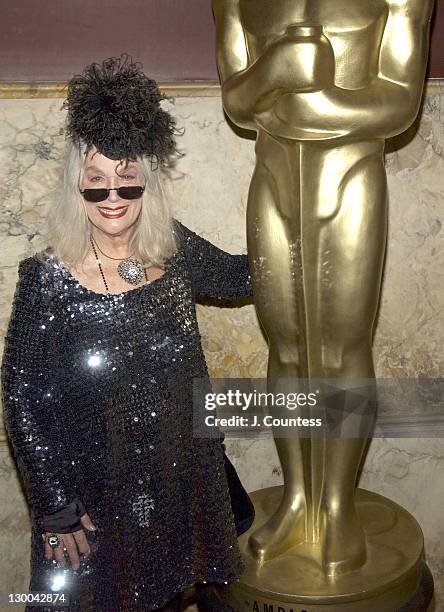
[0,445,33,604]
[0,83,443,609]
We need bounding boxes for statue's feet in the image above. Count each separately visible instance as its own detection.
[320,506,367,576]
[248,495,305,563]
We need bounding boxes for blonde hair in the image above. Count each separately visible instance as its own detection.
[43,140,177,267]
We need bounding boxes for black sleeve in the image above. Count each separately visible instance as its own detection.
[42,497,87,534]
[1,257,82,518]
[174,219,253,300]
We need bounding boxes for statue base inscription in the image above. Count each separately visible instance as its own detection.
[219,487,432,612]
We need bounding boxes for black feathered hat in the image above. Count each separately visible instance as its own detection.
[62,53,177,165]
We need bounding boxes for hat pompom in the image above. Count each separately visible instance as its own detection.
[63,53,177,165]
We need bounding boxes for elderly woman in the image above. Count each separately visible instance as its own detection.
[1,56,252,611]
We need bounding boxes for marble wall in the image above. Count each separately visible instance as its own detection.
[0,82,443,609]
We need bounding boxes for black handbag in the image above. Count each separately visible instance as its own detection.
[223,451,255,536]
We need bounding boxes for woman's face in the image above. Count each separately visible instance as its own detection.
[80,147,144,238]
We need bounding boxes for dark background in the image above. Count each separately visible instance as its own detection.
[0,0,443,82]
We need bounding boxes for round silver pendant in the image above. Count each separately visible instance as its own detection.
[117,258,144,285]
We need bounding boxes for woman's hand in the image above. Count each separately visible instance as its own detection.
[43,512,97,570]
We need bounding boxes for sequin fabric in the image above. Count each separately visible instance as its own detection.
[1,220,252,611]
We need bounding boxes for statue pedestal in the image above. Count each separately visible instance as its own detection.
[219,486,433,612]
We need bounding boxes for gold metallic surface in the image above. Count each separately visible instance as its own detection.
[220,487,425,611]
[213,0,434,606]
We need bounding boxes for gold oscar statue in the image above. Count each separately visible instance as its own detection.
[213,1,435,610]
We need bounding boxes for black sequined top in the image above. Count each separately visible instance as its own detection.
[1,220,252,611]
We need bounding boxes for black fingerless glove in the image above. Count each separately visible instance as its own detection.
[43,497,87,534]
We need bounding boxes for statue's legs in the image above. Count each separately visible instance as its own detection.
[247,138,309,563]
[247,134,388,574]
[305,145,388,575]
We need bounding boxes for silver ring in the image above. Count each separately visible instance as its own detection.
[47,534,61,549]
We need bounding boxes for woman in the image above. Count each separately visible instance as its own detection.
[1,55,252,611]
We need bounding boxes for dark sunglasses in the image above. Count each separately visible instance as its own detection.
[79,186,145,203]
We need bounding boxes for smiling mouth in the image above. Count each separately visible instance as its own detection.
[97,206,129,218]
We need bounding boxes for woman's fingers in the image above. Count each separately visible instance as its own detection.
[62,533,81,570]
[43,526,93,569]
[53,538,67,567]
[72,528,91,556]
[80,512,97,532]
[44,537,54,560]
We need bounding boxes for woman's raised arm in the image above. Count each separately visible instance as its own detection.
[175,220,252,301]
